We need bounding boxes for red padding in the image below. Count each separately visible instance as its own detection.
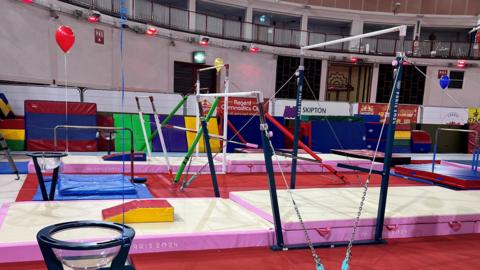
[0,119,24,129]
[411,130,432,144]
[25,100,97,115]
[27,140,97,151]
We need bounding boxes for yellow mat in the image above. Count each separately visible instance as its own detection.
[394,130,411,140]
[0,129,24,140]
[184,116,221,152]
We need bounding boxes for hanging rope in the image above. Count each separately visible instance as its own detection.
[119,0,128,228]
[264,127,325,270]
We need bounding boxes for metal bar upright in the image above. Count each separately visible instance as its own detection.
[198,100,220,197]
[257,97,285,249]
[289,55,305,189]
[374,55,404,242]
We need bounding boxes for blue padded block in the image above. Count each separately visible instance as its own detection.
[355,114,380,123]
[33,181,152,201]
[151,115,188,152]
[103,153,147,161]
[311,120,366,153]
[0,161,28,174]
[393,145,411,153]
[26,114,97,140]
[365,139,386,152]
[411,143,431,153]
[58,174,137,196]
[226,115,285,152]
[365,122,388,140]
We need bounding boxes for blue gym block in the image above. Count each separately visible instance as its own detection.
[227,115,285,152]
[411,143,431,153]
[311,120,366,153]
[365,139,386,152]
[355,114,380,123]
[365,122,388,139]
[102,152,147,161]
[151,115,188,152]
[33,181,152,201]
[392,145,411,153]
[58,174,137,196]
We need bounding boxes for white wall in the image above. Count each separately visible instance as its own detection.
[423,66,480,108]
[0,1,277,97]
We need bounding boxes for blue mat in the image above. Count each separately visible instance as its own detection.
[33,174,153,201]
[399,164,480,181]
[0,161,28,174]
[447,160,474,166]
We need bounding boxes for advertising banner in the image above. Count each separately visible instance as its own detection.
[358,103,419,124]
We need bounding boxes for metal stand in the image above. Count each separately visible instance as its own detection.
[198,101,220,198]
[27,152,67,201]
[0,132,19,179]
[37,221,135,270]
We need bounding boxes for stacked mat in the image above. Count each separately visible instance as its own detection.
[113,113,151,152]
[365,122,386,151]
[184,116,221,152]
[0,119,24,150]
[393,124,412,153]
[306,116,366,153]
[150,115,188,152]
[25,100,97,151]
[410,130,431,153]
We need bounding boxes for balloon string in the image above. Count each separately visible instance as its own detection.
[64,54,69,153]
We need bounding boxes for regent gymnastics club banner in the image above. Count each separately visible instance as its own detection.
[199,97,269,116]
[358,103,419,124]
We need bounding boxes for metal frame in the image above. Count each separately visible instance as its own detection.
[432,128,478,172]
[135,96,173,178]
[196,64,230,174]
[53,125,136,182]
[37,220,135,270]
[271,25,407,250]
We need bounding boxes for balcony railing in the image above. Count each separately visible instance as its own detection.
[60,0,477,59]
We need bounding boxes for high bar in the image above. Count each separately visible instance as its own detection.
[301,25,407,52]
[197,91,261,98]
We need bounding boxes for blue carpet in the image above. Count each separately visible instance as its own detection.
[0,161,28,174]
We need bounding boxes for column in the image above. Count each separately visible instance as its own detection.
[188,0,196,32]
[319,60,328,101]
[243,6,253,41]
[369,63,379,103]
[300,14,308,46]
[349,17,364,51]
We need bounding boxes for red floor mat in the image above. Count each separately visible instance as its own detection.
[17,172,423,201]
[130,234,480,270]
[3,234,479,270]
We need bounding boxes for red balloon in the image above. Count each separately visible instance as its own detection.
[55,26,75,53]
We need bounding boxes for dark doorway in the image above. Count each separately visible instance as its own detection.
[174,61,217,95]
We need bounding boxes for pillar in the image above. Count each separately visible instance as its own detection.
[369,63,379,102]
[300,14,308,46]
[349,17,364,50]
[188,0,196,32]
[319,60,328,101]
[243,6,253,41]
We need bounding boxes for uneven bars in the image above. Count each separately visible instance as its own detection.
[301,25,407,53]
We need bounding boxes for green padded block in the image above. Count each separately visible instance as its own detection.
[113,114,152,152]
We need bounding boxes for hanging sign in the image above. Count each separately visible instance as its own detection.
[94,28,104,44]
